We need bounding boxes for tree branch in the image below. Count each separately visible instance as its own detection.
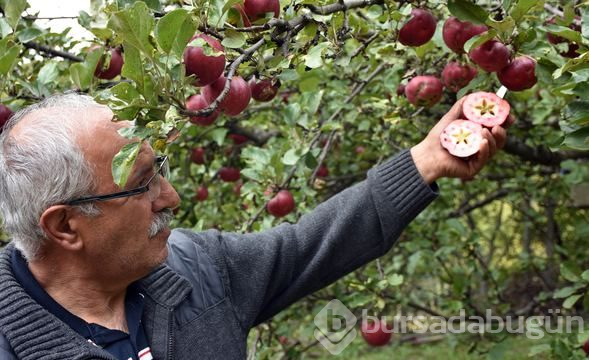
[448,189,509,218]
[23,41,83,62]
[227,0,384,33]
[503,137,589,166]
[225,122,279,147]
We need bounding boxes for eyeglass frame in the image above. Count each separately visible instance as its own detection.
[63,155,169,206]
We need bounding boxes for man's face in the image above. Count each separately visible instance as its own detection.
[75,106,180,282]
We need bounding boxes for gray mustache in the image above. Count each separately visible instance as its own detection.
[149,208,174,237]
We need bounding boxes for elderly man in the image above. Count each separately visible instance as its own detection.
[0,93,508,359]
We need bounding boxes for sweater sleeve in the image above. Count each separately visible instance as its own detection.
[187,150,438,330]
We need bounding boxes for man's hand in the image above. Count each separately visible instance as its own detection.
[410,97,513,184]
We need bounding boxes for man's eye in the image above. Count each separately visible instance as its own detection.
[138,174,152,187]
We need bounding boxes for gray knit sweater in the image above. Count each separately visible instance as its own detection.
[0,150,437,359]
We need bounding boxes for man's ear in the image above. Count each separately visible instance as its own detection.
[39,205,83,251]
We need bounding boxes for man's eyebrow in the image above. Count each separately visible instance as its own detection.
[129,153,156,184]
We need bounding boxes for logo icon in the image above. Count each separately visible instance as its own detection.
[314,299,357,354]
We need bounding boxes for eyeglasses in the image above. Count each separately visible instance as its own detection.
[64,155,169,206]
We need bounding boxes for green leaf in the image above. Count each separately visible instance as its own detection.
[561,127,589,151]
[221,29,246,49]
[553,286,580,299]
[564,101,589,125]
[545,25,583,44]
[69,49,102,90]
[109,82,141,103]
[485,16,515,38]
[121,45,144,90]
[583,11,589,39]
[112,141,141,189]
[563,294,583,309]
[0,18,12,38]
[463,30,497,54]
[1,0,28,30]
[91,27,115,41]
[298,69,322,92]
[116,0,160,11]
[582,270,589,282]
[155,9,197,57]
[447,0,488,25]
[282,149,301,166]
[208,128,229,146]
[387,274,403,286]
[108,2,155,58]
[303,42,330,69]
[509,0,543,23]
[0,42,22,76]
[37,61,59,85]
[283,103,300,127]
[17,27,43,43]
[561,263,581,282]
[222,0,244,15]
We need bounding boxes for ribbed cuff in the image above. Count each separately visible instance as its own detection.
[367,149,438,239]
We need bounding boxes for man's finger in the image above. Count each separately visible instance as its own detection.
[492,125,507,150]
[482,128,497,157]
[502,114,515,129]
[474,138,490,174]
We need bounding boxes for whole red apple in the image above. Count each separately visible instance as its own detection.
[186,94,220,126]
[398,8,437,47]
[219,166,241,182]
[442,62,477,92]
[228,133,249,145]
[267,189,295,217]
[249,77,279,102]
[469,40,510,72]
[442,17,488,54]
[0,104,14,131]
[190,147,206,165]
[404,75,443,107]
[361,318,392,347]
[93,47,124,80]
[195,185,208,201]
[241,0,280,23]
[183,34,226,86]
[546,17,581,58]
[316,164,329,178]
[202,75,252,116]
[497,56,537,91]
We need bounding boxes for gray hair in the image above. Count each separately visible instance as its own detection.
[0,93,102,260]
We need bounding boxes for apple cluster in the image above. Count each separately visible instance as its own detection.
[183,33,281,125]
[398,11,545,108]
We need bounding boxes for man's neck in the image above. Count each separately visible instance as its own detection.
[28,260,130,333]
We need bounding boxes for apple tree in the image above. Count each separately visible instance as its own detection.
[1,0,589,358]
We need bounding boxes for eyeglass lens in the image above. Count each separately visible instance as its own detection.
[147,157,168,202]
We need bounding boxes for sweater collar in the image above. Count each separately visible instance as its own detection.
[0,243,191,359]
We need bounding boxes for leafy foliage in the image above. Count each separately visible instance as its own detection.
[1,0,589,358]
